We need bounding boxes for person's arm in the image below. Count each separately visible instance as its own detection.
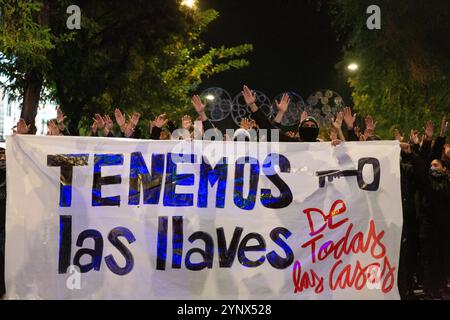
[431,116,448,160]
[364,115,377,137]
[13,118,31,135]
[408,129,420,153]
[418,120,434,163]
[56,107,70,135]
[47,120,61,136]
[93,113,105,136]
[114,108,128,136]
[201,119,215,131]
[101,115,114,137]
[119,112,141,139]
[242,85,300,142]
[273,93,290,126]
[88,119,98,137]
[191,95,217,132]
[241,85,276,131]
[419,138,432,159]
[343,107,358,141]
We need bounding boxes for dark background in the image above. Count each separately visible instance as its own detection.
[199,0,352,104]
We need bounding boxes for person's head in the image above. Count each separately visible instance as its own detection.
[0,147,5,161]
[298,117,319,142]
[160,130,171,140]
[430,159,446,173]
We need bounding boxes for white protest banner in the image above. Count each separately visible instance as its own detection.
[5,135,402,299]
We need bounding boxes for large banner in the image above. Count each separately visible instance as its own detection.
[5,135,402,299]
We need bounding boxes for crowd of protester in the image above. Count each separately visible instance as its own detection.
[0,85,449,299]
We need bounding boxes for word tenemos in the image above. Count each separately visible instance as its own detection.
[48,152,380,210]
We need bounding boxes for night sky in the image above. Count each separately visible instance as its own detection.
[199,0,352,105]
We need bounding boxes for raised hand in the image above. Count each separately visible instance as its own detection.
[191,95,206,114]
[300,111,308,123]
[56,107,66,130]
[242,85,257,109]
[409,129,419,144]
[276,93,290,114]
[130,112,141,128]
[47,120,60,136]
[123,122,135,138]
[343,107,357,129]
[91,120,98,135]
[93,113,105,129]
[101,115,113,136]
[114,108,126,128]
[332,111,344,130]
[191,95,207,121]
[423,120,434,140]
[15,118,30,135]
[354,126,362,140]
[274,93,290,124]
[439,115,448,138]
[365,116,377,134]
[394,129,404,142]
[103,115,114,131]
[153,113,168,128]
[286,131,299,139]
[362,129,372,141]
[240,118,253,131]
[181,115,193,130]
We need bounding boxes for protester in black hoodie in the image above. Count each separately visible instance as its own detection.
[428,159,450,297]
[398,144,419,299]
[411,117,450,299]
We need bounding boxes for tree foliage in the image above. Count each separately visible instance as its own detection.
[0,0,252,135]
[330,0,450,138]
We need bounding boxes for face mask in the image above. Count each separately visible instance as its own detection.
[429,166,441,175]
[298,127,319,142]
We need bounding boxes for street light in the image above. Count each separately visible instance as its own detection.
[347,63,359,72]
[181,0,197,9]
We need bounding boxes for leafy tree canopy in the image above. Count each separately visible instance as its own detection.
[330,0,450,138]
[0,0,252,136]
